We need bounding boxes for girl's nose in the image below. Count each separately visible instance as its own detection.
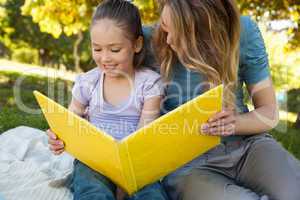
[101,50,112,63]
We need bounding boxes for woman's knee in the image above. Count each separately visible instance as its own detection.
[240,137,300,200]
[270,188,300,200]
[163,170,261,200]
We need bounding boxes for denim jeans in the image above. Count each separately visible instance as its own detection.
[70,159,169,200]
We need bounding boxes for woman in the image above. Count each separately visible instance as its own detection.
[143,0,300,199]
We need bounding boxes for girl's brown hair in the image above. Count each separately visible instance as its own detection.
[91,0,146,69]
[154,0,241,107]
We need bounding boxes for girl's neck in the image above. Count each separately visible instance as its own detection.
[102,69,135,107]
[104,69,135,84]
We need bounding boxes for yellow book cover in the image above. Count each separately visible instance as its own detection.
[33,85,223,195]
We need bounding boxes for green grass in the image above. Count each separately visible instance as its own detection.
[0,71,299,159]
[0,71,72,133]
[271,121,300,159]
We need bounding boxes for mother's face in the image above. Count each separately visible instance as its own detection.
[160,5,177,51]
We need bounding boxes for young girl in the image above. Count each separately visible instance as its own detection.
[47,0,168,200]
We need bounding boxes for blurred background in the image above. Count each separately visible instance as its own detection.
[0,0,299,158]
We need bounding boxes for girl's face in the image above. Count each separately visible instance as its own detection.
[160,5,176,51]
[91,19,142,78]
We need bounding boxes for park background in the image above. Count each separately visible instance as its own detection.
[0,0,299,158]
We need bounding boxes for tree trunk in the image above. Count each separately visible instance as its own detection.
[0,43,5,57]
[295,112,300,129]
[73,31,83,72]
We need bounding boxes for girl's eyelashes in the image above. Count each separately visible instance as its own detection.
[93,48,121,53]
[111,48,121,53]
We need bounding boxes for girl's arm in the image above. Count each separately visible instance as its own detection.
[68,97,87,117]
[201,78,279,136]
[137,96,162,129]
[48,98,87,154]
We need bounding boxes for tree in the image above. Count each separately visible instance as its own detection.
[0,0,82,68]
[237,0,300,49]
[287,88,300,128]
[21,0,97,71]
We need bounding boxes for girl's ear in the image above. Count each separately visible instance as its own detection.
[134,36,143,53]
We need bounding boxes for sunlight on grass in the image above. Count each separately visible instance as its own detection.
[279,110,297,123]
[0,59,77,81]
[248,104,297,123]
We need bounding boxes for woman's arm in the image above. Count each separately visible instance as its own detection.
[235,78,279,134]
[137,96,162,129]
[201,17,279,136]
[201,78,279,136]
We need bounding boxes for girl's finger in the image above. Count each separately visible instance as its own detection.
[49,144,64,152]
[53,149,64,155]
[49,143,64,150]
[47,129,57,140]
[48,138,64,146]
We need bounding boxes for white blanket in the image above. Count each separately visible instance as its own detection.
[0,126,74,200]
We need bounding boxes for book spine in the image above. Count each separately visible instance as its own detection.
[118,142,137,195]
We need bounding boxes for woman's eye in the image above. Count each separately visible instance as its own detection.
[111,49,121,53]
[94,48,102,52]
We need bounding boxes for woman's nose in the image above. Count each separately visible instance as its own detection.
[166,34,172,46]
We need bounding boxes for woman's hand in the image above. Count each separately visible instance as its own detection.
[200,108,236,136]
[47,129,65,155]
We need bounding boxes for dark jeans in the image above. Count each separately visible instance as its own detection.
[70,159,169,200]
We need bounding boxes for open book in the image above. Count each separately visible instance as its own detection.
[33,85,223,195]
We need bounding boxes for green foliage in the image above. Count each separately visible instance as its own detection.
[20,0,300,47]
[21,0,160,37]
[11,47,39,64]
[287,88,300,113]
[262,27,300,90]
[21,0,95,38]
[134,0,159,24]
[237,0,300,49]
[0,0,95,71]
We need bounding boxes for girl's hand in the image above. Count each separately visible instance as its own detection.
[47,129,65,155]
[200,108,236,136]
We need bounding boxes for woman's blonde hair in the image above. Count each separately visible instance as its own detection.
[154,0,240,108]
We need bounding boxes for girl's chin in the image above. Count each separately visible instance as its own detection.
[104,71,120,77]
[103,71,126,79]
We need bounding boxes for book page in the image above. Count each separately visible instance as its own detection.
[34,91,126,187]
[121,85,222,194]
